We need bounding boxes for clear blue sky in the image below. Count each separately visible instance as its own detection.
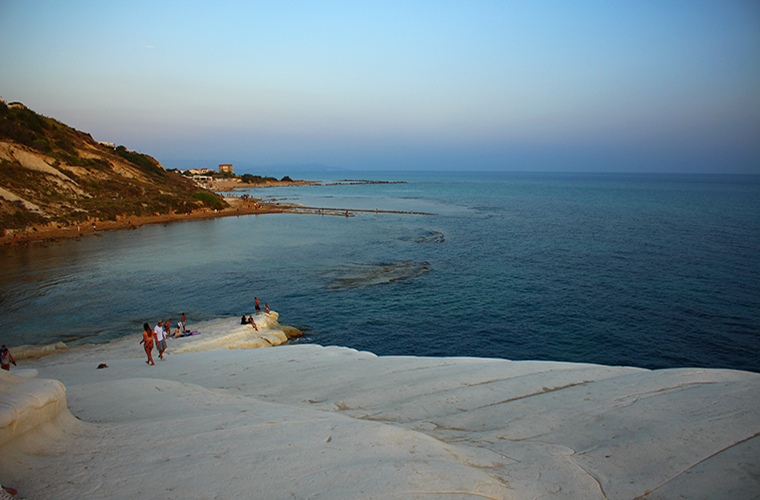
[1,1,759,173]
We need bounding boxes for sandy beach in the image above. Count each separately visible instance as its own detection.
[1,313,758,499]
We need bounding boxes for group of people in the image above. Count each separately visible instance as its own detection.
[140,313,187,366]
[240,297,270,330]
[240,315,258,330]
[257,297,270,315]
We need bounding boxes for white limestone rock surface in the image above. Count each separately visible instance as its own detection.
[0,344,758,499]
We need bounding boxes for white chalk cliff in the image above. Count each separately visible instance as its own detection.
[1,341,758,499]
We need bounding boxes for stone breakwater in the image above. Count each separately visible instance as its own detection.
[1,342,758,499]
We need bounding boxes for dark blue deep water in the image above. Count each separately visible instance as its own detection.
[1,172,759,372]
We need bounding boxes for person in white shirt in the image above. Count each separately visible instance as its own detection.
[154,321,167,360]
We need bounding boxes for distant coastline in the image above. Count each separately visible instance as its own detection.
[1,102,426,248]
[0,178,428,247]
[0,185,305,247]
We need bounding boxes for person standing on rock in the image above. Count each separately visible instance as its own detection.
[255,297,261,315]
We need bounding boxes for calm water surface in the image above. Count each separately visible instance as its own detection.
[1,172,758,372]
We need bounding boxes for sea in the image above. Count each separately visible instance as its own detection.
[1,171,759,373]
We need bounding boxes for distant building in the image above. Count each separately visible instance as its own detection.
[192,175,213,188]
[218,164,233,174]
[99,141,116,148]
[187,168,212,175]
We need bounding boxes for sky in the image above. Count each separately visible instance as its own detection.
[1,1,759,173]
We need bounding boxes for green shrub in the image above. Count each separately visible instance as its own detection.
[193,192,224,209]
[114,146,165,177]
[32,138,51,153]
[16,108,45,134]
[56,136,74,152]
[240,174,279,184]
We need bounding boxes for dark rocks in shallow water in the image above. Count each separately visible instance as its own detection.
[324,260,430,290]
[399,230,445,244]
[282,326,303,339]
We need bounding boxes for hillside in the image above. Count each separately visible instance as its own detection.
[0,101,228,238]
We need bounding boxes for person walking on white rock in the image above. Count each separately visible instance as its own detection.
[154,321,167,360]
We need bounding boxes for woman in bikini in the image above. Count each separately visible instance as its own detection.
[140,322,156,365]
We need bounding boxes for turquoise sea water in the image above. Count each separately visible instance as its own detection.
[1,172,759,372]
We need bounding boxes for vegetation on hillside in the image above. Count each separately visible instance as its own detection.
[240,173,280,184]
[0,101,228,234]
